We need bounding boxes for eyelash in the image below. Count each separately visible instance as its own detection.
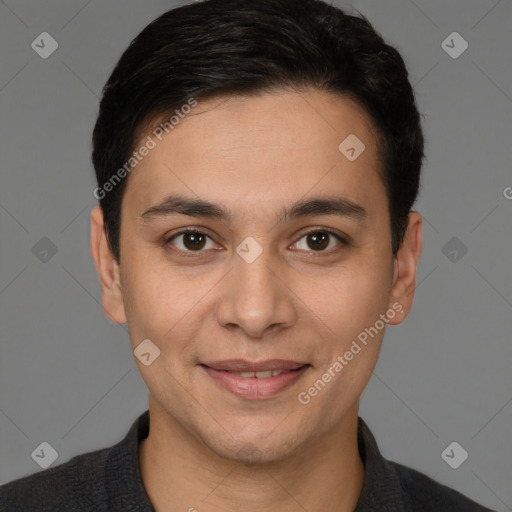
[163,227,351,257]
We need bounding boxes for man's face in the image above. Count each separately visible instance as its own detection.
[95,89,413,462]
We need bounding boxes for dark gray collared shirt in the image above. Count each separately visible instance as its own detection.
[0,410,496,511]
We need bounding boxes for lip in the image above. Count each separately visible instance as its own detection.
[201,361,310,400]
[201,359,307,372]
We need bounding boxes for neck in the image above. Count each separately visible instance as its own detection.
[139,397,364,512]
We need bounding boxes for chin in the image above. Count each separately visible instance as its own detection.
[202,427,305,465]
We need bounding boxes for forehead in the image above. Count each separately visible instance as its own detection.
[123,89,386,223]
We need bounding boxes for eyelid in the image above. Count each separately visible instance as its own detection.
[291,228,352,251]
[164,226,352,254]
[164,227,219,254]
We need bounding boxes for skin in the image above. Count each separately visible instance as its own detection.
[91,89,422,512]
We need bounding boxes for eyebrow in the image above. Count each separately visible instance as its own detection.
[140,194,367,224]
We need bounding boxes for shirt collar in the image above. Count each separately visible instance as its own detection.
[105,409,154,511]
[354,417,407,511]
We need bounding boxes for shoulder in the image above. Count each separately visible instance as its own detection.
[0,446,110,512]
[356,417,496,511]
[391,461,496,511]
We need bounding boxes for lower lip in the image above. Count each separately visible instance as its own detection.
[201,365,310,399]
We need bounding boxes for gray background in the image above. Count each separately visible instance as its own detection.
[0,0,511,509]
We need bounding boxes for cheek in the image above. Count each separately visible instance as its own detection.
[120,255,224,367]
[120,258,191,343]
[316,259,391,404]
[294,256,392,342]
[120,264,202,392]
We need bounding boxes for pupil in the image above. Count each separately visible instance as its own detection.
[184,233,205,250]
[308,232,328,250]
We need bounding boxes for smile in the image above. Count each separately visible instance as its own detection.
[200,362,310,399]
[229,370,286,378]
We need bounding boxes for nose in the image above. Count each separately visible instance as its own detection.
[215,245,298,339]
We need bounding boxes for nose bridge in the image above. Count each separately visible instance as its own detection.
[236,246,276,298]
[216,241,297,337]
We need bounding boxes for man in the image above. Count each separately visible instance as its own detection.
[0,0,496,510]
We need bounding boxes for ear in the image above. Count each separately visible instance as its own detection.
[90,206,127,324]
[387,211,422,325]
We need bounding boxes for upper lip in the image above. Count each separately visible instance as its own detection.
[202,359,308,372]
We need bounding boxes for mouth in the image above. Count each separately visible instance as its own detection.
[200,359,311,399]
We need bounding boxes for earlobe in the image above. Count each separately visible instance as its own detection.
[387,211,422,325]
[90,206,127,324]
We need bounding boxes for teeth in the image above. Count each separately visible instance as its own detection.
[231,370,284,378]
[256,371,272,379]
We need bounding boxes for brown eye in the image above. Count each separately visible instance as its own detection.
[182,232,206,250]
[293,230,349,253]
[167,230,216,252]
[306,232,330,251]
